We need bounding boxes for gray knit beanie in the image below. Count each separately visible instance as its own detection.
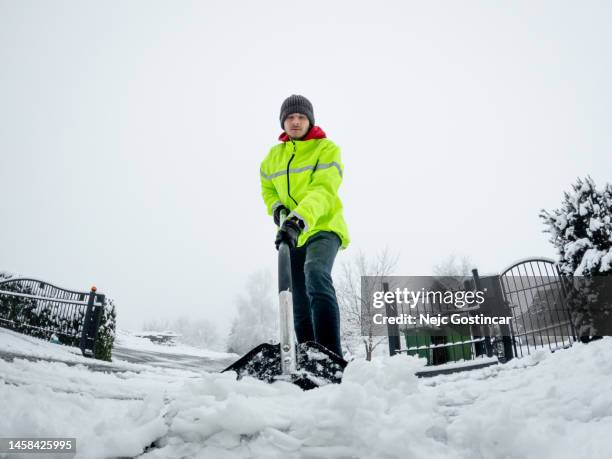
[279,95,315,129]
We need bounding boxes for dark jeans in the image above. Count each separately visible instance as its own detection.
[290,231,343,357]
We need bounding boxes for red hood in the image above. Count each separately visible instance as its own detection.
[278,125,327,142]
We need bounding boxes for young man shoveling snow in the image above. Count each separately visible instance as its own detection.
[260,94,350,358]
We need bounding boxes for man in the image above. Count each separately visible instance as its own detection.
[260,94,349,357]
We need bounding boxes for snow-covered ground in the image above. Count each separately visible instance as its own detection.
[1,327,611,459]
[111,330,238,373]
[116,330,233,361]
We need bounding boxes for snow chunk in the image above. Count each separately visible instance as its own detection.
[575,248,605,275]
[589,217,604,233]
[601,250,612,272]
[579,202,590,216]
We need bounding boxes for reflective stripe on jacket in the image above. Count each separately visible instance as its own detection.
[260,126,350,249]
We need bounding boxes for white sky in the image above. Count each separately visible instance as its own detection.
[1,1,611,335]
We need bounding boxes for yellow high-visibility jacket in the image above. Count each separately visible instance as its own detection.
[260,126,350,249]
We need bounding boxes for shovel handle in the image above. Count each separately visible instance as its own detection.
[278,208,292,292]
[277,208,296,375]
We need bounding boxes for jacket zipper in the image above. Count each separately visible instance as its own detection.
[286,141,298,206]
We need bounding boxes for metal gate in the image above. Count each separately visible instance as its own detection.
[499,258,577,358]
[0,276,106,357]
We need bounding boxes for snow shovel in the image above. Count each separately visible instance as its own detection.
[222,212,347,390]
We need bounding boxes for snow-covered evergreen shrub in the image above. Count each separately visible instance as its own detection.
[95,298,117,362]
[540,176,612,339]
[0,272,41,336]
[540,177,612,275]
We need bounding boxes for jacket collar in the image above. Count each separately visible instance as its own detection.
[278,125,327,143]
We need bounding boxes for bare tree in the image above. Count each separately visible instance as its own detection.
[177,318,221,350]
[336,247,398,361]
[227,269,278,355]
[432,254,474,291]
[433,254,473,276]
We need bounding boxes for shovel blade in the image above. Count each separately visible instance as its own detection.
[222,341,348,390]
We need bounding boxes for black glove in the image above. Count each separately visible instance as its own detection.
[275,218,303,250]
[273,204,289,227]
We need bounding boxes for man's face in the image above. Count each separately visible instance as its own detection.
[283,113,310,140]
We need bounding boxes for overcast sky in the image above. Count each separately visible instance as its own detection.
[1,1,611,335]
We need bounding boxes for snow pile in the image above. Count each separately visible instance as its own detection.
[427,343,612,458]
[1,373,167,458]
[142,340,612,459]
[0,327,213,459]
[144,354,441,459]
[1,324,612,458]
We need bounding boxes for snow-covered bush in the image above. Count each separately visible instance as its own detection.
[0,272,56,340]
[95,298,117,361]
[540,176,612,276]
[540,176,612,339]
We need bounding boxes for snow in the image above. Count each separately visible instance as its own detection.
[564,238,591,262]
[602,250,612,272]
[579,202,590,216]
[0,325,86,361]
[573,247,612,275]
[575,247,604,275]
[415,355,498,373]
[553,214,568,231]
[589,217,604,233]
[1,327,612,458]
